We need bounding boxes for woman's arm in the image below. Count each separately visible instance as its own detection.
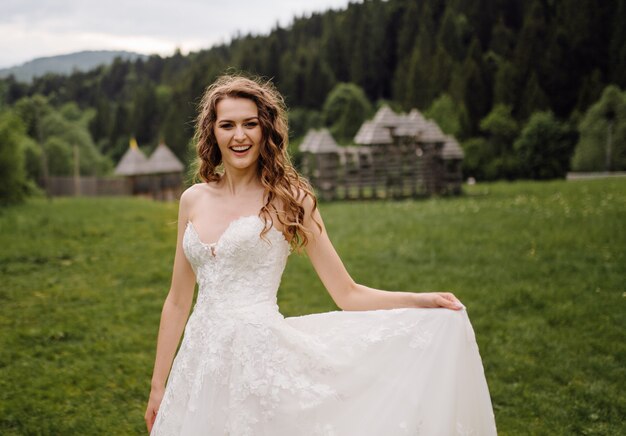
[302,196,464,312]
[145,188,198,432]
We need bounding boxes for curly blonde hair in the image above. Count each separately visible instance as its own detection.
[194,74,320,250]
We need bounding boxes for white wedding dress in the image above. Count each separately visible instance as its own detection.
[150,215,497,435]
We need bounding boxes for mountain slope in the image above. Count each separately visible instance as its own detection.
[0,50,147,82]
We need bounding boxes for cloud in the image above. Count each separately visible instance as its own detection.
[0,0,355,68]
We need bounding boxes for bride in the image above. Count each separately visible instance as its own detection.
[145,74,496,435]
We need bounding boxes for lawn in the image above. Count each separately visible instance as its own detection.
[0,179,624,435]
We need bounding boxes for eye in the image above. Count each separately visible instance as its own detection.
[245,121,258,128]
[219,123,233,129]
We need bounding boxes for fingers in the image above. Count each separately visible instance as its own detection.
[145,408,156,433]
[438,292,465,310]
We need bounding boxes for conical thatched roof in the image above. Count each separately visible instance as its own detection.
[442,135,464,159]
[300,129,341,153]
[115,141,184,176]
[114,142,149,176]
[145,143,184,173]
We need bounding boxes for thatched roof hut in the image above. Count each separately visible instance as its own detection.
[114,139,184,200]
[114,138,149,176]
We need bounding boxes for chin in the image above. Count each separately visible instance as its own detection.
[225,158,260,172]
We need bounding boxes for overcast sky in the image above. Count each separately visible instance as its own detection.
[0,0,357,68]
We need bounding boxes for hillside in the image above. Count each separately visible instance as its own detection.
[0,50,147,82]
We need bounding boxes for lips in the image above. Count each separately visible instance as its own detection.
[229,144,252,155]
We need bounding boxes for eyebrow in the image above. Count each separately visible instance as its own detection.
[217,116,259,123]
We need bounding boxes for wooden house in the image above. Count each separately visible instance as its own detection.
[300,106,464,200]
[300,129,342,200]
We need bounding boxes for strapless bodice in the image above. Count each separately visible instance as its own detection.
[183,215,290,315]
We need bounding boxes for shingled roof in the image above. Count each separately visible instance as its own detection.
[372,105,404,126]
[354,120,394,145]
[300,129,341,153]
[145,143,184,173]
[355,106,439,143]
[396,109,428,136]
[419,120,447,143]
[442,135,465,159]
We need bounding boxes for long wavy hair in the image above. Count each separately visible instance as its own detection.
[193,74,320,250]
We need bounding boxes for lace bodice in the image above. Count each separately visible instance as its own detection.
[183,215,290,315]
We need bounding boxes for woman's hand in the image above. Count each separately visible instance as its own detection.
[145,386,164,433]
[415,292,465,310]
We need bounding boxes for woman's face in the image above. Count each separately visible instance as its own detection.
[214,97,263,172]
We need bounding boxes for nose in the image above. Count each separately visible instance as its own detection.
[234,125,246,142]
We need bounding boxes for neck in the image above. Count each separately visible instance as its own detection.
[220,165,263,195]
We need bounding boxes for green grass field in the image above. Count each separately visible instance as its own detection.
[1,179,624,435]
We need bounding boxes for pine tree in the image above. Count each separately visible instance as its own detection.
[609,0,626,87]
[302,50,335,109]
[460,38,490,135]
[437,7,465,62]
[493,60,521,107]
[519,73,549,120]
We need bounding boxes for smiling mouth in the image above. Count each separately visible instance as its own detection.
[230,145,252,153]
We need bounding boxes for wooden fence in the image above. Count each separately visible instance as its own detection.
[42,174,183,201]
[45,176,130,196]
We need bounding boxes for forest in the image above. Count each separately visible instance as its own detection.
[1,0,625,204]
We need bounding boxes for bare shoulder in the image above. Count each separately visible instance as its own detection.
[179,183,213,216]
[180,183,205,199]
[179,183,200,206]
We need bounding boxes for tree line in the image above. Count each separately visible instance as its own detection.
[1,0,625,205]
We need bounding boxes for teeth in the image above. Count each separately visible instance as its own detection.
[231,145,251,152]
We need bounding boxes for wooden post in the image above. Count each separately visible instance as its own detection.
[606,119,613,172]
[36,106,51,199]
[73,144,80,196]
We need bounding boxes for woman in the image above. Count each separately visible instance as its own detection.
[145,74,496,435]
